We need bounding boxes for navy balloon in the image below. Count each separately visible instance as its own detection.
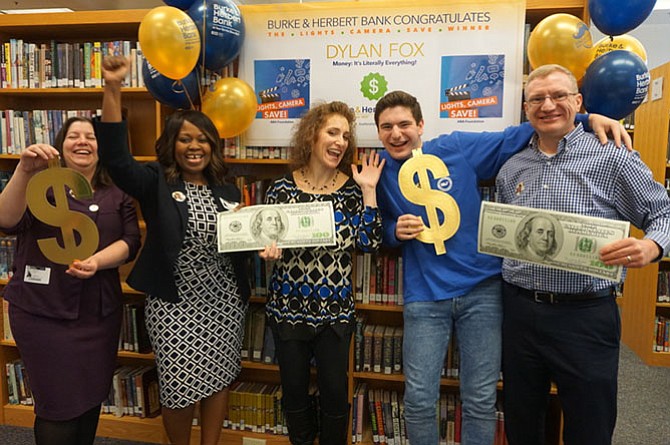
[163,0,196,9]
[590,0,657,36]
[188,0,245,71]
[581,50,650,120]
[142,60,201,110]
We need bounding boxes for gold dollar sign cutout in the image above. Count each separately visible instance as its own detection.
[26,159,99,265]
[398,148,461,255]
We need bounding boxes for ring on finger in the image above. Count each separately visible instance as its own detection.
[626,255,632,263]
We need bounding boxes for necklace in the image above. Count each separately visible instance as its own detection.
[300,168,339,192]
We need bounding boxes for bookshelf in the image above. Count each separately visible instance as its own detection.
[0,2,589,444]
[621,60,670,367]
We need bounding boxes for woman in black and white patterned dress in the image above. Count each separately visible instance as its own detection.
[97,56,250,445]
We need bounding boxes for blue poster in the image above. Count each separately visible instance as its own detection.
[254,59,311,120]
[440,55,505,119]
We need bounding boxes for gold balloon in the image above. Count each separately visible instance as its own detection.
[593,34,647,64]
[527,13,594,80]
[202,78,258,138]
[138,6,200,80]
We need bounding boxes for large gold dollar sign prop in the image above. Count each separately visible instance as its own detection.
[398,148,461,255]
[26,159,99,265]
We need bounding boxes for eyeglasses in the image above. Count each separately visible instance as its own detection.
[526,92,579,106]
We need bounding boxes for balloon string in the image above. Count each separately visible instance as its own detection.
[199,0,208,102]
[178,79,196,111]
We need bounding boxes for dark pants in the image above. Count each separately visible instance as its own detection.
[502,282,620,445]
[273,325,351,416]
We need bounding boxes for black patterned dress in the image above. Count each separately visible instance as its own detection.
[145,182,246,408]
[265,173,382,339]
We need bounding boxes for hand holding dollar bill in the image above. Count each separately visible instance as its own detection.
[217,202,336,253]
[478,201,630,281]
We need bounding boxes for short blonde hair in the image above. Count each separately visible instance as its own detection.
[525,64,578,97]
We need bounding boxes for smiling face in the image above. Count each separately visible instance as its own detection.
[524,70,582,146]
[311,114,350,169]
[174,120,212,184]
[61,120,98,175]
[376,105,424,161]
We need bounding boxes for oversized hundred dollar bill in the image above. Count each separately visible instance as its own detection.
[478,201,630,281]
[217,202,336,253]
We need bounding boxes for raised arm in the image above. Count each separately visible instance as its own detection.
[101,55,128,123]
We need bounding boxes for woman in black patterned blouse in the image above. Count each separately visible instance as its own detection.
[260,101,385,445]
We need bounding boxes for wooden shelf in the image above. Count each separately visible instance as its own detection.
[621,61,670,367]
[1,404,291,445]
[355,303,403,313]
[225,158,290,165]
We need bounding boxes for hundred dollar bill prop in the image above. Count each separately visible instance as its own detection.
[217,202,336,253]
[478,201,630,281]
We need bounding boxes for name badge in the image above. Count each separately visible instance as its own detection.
[24,265,51,285]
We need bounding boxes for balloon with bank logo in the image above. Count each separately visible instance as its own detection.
[589,0,657,36]
[581,50,650,120]
[142,60,201,110]
[138,6,201,80]
[527,13,593,81]
[187,0,245,71]
[202,77,257,138]
[592,34,648,64]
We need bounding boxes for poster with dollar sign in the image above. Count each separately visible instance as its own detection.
[398,148,460,255]
[239,0,525,147]
[25,160,99,265]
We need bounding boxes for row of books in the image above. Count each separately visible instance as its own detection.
[654,315,670,352]
[353,317,461,378]
[656,270,670,302]
[0,108,101,155]
[118,300,152,354]
[241,304,276,364]
[226,144,293,161]
[354,386,507,445]
[5,359,33,406]
[225,380,287,435]
[0,236,16,281]
[1,39,145,89]
[102,364,160,418]
[355,252,404,305]
[354,321,403,374]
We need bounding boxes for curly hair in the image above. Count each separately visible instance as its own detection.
[289,101,356,173]
[155,110,227,185]
[374,90,423,128]
[54,116,112,189]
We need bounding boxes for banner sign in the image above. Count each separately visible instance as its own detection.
[239,0,526,147]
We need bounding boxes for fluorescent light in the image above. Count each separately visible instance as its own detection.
[0,8,73,14]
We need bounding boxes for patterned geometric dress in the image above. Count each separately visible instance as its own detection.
[265,173,382,340]
[145,182,246,408]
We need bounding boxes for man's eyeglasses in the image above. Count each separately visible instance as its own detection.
[526,92,579,106]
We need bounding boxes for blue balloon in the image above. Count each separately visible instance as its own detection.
[581,50,650,120]
[163,0,196,9]
[142,60,201,110]
[590,0,656,36]
[188,0,245,71]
